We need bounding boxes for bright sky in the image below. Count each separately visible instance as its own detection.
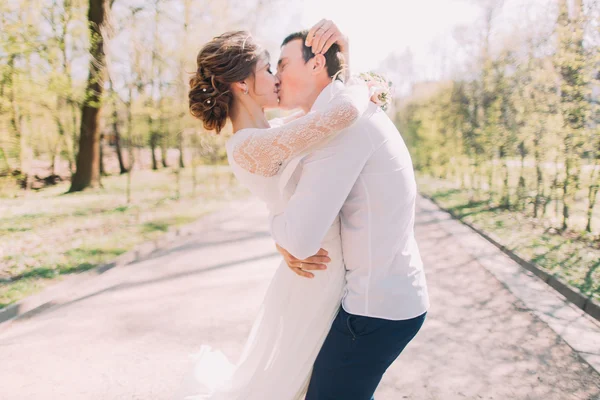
[98,0,555,97]
[279,0,482,77]
[258,0,555,92]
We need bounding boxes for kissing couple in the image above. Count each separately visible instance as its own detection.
[177,19,430,400]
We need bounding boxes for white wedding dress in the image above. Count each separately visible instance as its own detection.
[176,79,370,400]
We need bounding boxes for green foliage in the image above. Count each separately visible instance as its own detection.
[397,1,599,233]
[0,0,268,187]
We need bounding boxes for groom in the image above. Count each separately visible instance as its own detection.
[269,20,430,400]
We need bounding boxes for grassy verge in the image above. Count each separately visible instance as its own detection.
[416,173,600,301]
[0,166,251,309]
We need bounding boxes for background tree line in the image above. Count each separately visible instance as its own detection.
[0,0,289,195]
[396,0,600,234]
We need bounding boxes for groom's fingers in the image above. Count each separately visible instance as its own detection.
[316,248,329,256]
[303,255,331,265]
[314,30,335,54]
[311,20,333,54]
[293,258,328,269]
[317,32,338,54]
[290,262,316,278]
[306,19,327,46]
[294,262,327,272]
[292,268,314,279]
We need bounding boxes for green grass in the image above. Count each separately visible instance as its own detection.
[0,166,251,309]
[140,216,197,234]
[417,173,600,301]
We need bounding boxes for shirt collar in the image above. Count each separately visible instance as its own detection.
[310,80,345,112]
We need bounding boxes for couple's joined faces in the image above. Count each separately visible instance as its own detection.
[246,56,280,109]
[242,39,317,111]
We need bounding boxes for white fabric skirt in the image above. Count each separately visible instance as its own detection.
[175,216,345,400]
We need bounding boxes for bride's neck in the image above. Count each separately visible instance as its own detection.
[230,97,270,133]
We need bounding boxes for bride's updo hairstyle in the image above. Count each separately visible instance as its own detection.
[189,31,265,134]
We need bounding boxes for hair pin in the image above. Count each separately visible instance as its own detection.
[203,88,207,92]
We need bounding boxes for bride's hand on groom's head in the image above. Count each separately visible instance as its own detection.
[275,243,331,279]
[306,19,348,56]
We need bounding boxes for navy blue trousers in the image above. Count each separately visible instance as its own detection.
[305,306,427,400]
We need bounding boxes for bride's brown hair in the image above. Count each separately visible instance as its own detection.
[189,31,266,134]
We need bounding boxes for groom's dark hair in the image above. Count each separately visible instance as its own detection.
[281,30,344,80]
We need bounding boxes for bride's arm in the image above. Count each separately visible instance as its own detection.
[267,110,306,130]
[268,110,306,126]
[231,79,369,177]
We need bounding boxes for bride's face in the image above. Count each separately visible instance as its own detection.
[247,56,280,109]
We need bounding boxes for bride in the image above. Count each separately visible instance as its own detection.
[177,24,377,400]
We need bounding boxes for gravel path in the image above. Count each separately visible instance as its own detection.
[0,195,599,400]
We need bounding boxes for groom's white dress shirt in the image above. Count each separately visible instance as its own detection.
[269,81,430,321]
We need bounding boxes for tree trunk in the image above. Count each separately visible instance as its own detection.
[114,128,126,174]
[112,102,127,175]
[126,94,134,172]
[150,133,158,170]
[50,141,60,177]
[178,130,185,169]
[58,0,78,175]
[49,98,69,178]
[562,145,576,231]
[106,77,127,174]
[0,147,11,176]
[69,0,108,192]
[68,104,77,173]
[501,160,510,209]
[587,185,599,233]
[126,89,135,204]
[192,148,197,197]
[534,163,543,218]
[533,125,543,218]
[562,161,571,230]
[8,55,25,179]
[100,134,107,176]
[161,133,168,168]
[469,159,477,203]
[553,156,561,220]
[557,0,586,230]
[517,156,526,211]
[586,159,599,232]
[488,158,494,202]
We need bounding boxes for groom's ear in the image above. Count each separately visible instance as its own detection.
[309,53,327,75]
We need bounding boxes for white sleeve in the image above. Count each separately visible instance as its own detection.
[268,125,374,259]
[231,80,370,177]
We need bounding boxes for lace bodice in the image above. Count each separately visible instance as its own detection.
[229,80,370,178]
[225,80,370,213]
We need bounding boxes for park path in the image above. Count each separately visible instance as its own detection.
[0,195,599,400]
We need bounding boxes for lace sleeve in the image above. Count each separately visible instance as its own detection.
[268,110,306,128]
[231,80,370,177]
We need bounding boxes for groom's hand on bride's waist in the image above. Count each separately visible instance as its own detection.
[275,243,330,279]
